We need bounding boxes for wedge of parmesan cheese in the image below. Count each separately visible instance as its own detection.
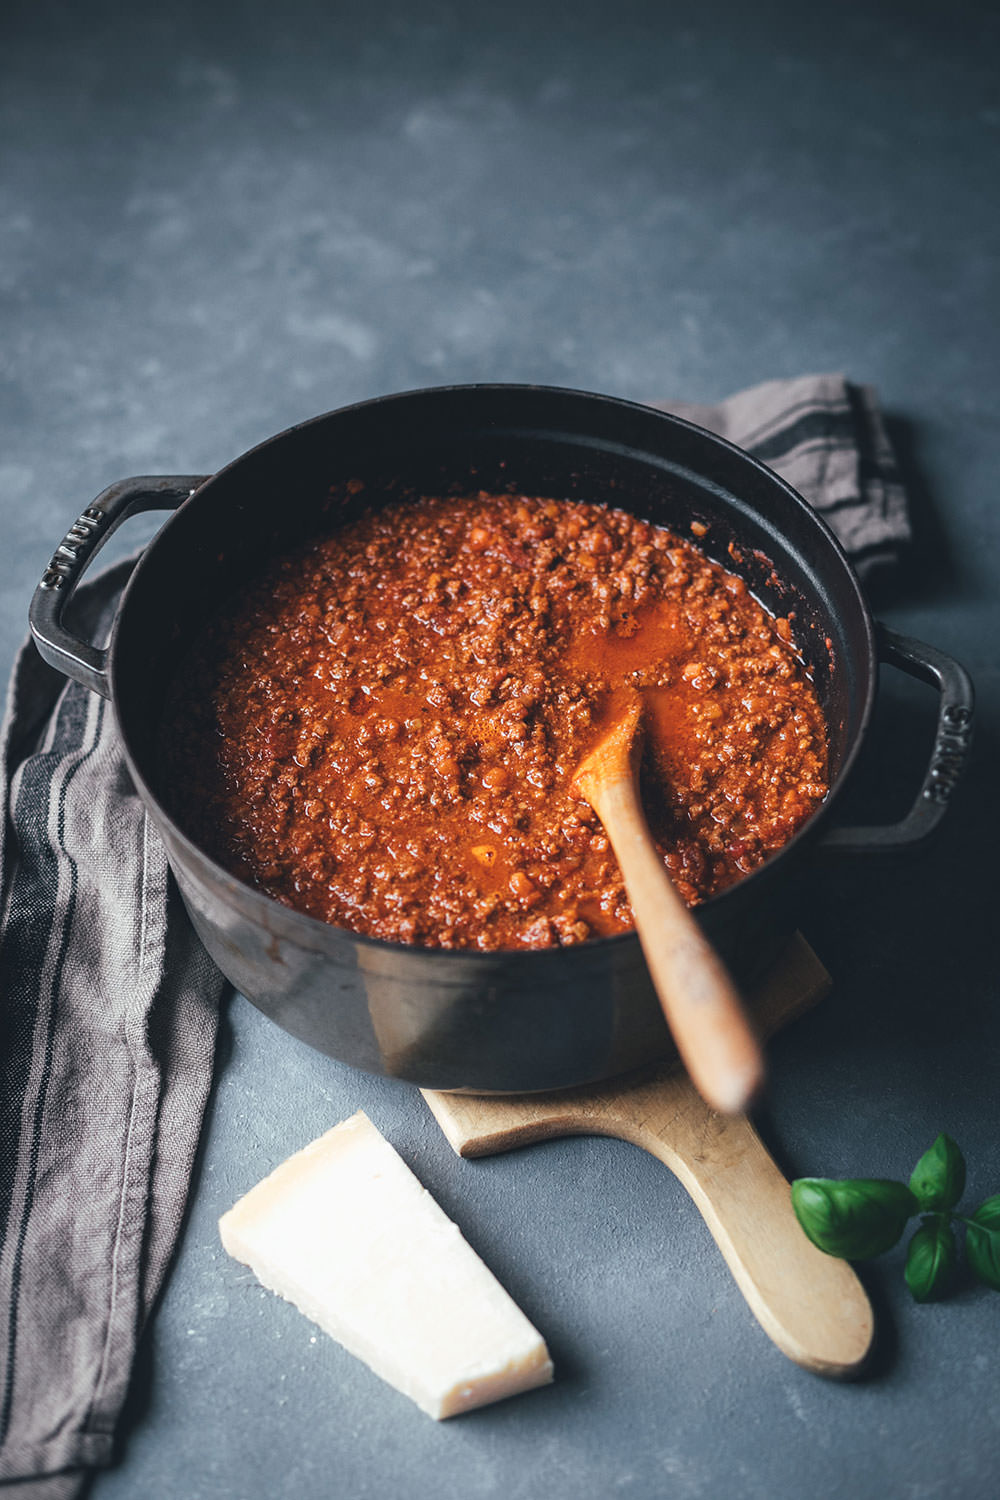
[219,1110,553,1418]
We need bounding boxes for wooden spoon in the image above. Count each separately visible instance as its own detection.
[572,695,764,1115]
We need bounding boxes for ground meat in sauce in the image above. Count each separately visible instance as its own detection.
[161,491,830,950]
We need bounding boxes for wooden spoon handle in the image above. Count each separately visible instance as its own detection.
[592,774,764,1114]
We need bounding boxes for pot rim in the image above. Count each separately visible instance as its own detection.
[110,381,878,965]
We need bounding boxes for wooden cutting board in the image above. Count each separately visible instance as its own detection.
[422,934,874,1379]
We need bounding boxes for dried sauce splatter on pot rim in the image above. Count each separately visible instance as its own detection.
[161,491,829,950]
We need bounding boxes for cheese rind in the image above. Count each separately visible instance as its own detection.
[219,1111,553,1418]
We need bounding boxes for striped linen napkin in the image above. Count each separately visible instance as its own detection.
[0,375,909,1497]
[659,372,910,578]
[0,563,226,1500]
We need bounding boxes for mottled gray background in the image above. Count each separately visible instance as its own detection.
[2,1,998,1496]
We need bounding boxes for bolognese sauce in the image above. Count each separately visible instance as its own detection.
[161,490,829,949]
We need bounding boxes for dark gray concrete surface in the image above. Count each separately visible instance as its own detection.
[3,1,998,1495]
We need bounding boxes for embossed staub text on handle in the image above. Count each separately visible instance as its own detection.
[925,703,973,805]
[39,505,107,591]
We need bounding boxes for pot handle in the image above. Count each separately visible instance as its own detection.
[29,474,209,699]
[820,625,974,855]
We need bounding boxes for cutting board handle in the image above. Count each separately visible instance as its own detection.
[422,936,874,1378]
[596,1083,874,1377]
[427,1076,873,1377]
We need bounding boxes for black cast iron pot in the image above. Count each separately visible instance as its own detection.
[29,386,974,1092]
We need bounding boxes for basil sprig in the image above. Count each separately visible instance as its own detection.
[792,1134,1000,1302]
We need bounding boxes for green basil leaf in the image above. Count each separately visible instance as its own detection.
[791,1178,918,1260]
[904,1216,957,1301]
[966,1196,1000,1291]
[971,1193,1000,1230]
[909,1134,966,1212]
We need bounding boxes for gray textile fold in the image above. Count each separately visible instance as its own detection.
[656,372,910,577]
[0,562,225,1496]
[0,374,907,1495]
